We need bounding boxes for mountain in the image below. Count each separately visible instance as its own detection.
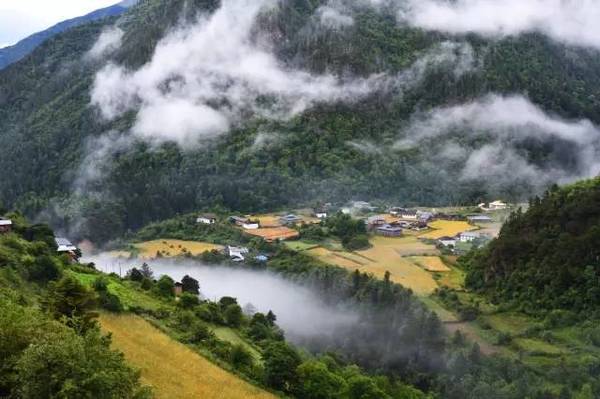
[0,1,133,70]
[3,0,600,242]
[464,177,600,314]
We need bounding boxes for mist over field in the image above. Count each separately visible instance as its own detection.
[87,254,359,341]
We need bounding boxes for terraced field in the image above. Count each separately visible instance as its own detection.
[419,220,477,239]
[135,239,223,259]
[99,313,276,399]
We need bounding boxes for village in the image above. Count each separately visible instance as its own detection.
[1,199,510,297]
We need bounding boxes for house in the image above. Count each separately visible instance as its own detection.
[226,246,250,262]
[375,224,403,237]
[366,215,386,229]
[313,208,328,219]
[400,210,418,220]
[174,282,183,296]
[389,207,403,216]
[410,221,429,231]
[350,201,377,212]
[467,215,493,223]
[478,200,508,211]
[417,211,434,222]
[437,236,456,248]
[197,213,217,224]
[54,237,80,262]
[230,216,249,226]
[230,216,259,229]
[0,218,12,234]
[279,214,302,226]
[458,231,480,242]
[254,254,269,263]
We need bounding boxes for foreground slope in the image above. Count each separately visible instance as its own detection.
[99,313,276,399]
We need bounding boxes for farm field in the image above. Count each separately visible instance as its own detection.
[419,220,477,239]
[135,239,223,259]
[245,227,299,241]
[305,236,443,295]
[99,313,276,399]
[410,256,451,272]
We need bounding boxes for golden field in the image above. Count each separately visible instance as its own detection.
[135,240,223,259]
[409,256,451,272]
[307,236,442,295]
[245,227,300,241]
[99,313,276,399]
[419,220,477,240]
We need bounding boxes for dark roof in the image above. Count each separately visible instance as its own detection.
[200,213,217,219]
[376,224,402,232]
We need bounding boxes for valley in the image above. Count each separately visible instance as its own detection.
[2,0,600,398]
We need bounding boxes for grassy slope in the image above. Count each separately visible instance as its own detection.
[99,313,276,399]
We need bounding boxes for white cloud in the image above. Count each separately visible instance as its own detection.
[86,27,124,60]
[400,0,600,49]
[400,94,600,186]
[317,1,355,28]
[91,0,476,147]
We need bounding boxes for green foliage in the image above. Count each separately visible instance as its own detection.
[0,296,148,398]
[154,275,175,298]
[44,275,98,332]
[178,292,200,309]
[297,360,348,399]
[181,274,200,295]
[263,341,302,394]
[464,177,600,314]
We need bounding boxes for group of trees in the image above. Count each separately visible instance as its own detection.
[0,215,149,397]
[463,178,600,315]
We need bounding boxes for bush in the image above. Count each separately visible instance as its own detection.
[98,291,123,313]
[343,235,370,251]
[230,344,253,370]
[178,292,200,309]
[186,321,214,344]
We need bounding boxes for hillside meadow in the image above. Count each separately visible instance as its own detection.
[99,313,277,399]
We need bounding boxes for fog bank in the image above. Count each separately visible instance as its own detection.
[86,255,358,341]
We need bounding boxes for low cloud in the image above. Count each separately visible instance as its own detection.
[86,27,124,60]
[399,0,600,50]
[316,1,355,29]
[90,0,477,148]
[399,94,600,188]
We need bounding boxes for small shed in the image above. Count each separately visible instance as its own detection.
[0,218,13,234]
[376,224,403,237]
[197,213,217,224]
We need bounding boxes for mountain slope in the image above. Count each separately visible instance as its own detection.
[2,0,600,242]
[0,2,132,70]
[464,177,600,314]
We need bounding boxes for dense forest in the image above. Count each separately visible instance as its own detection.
[3,0,600,242]
[463,177,600,315]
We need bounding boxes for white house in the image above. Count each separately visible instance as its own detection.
[437,236,456,247]
[226,246,250,261]
[400,210,418,220]
[0,218,12,234]
[458,231,480,243]
[55,237,78,253]
[478,200,508,211]
[242,221,260,230]
[314,209,328,219]
[197,213,217,224]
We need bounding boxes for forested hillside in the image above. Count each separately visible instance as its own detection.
[3,0,600,242]
[464,177,600,314]
[0,3,129,70]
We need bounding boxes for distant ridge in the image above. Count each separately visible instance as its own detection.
[0,1,136,70]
